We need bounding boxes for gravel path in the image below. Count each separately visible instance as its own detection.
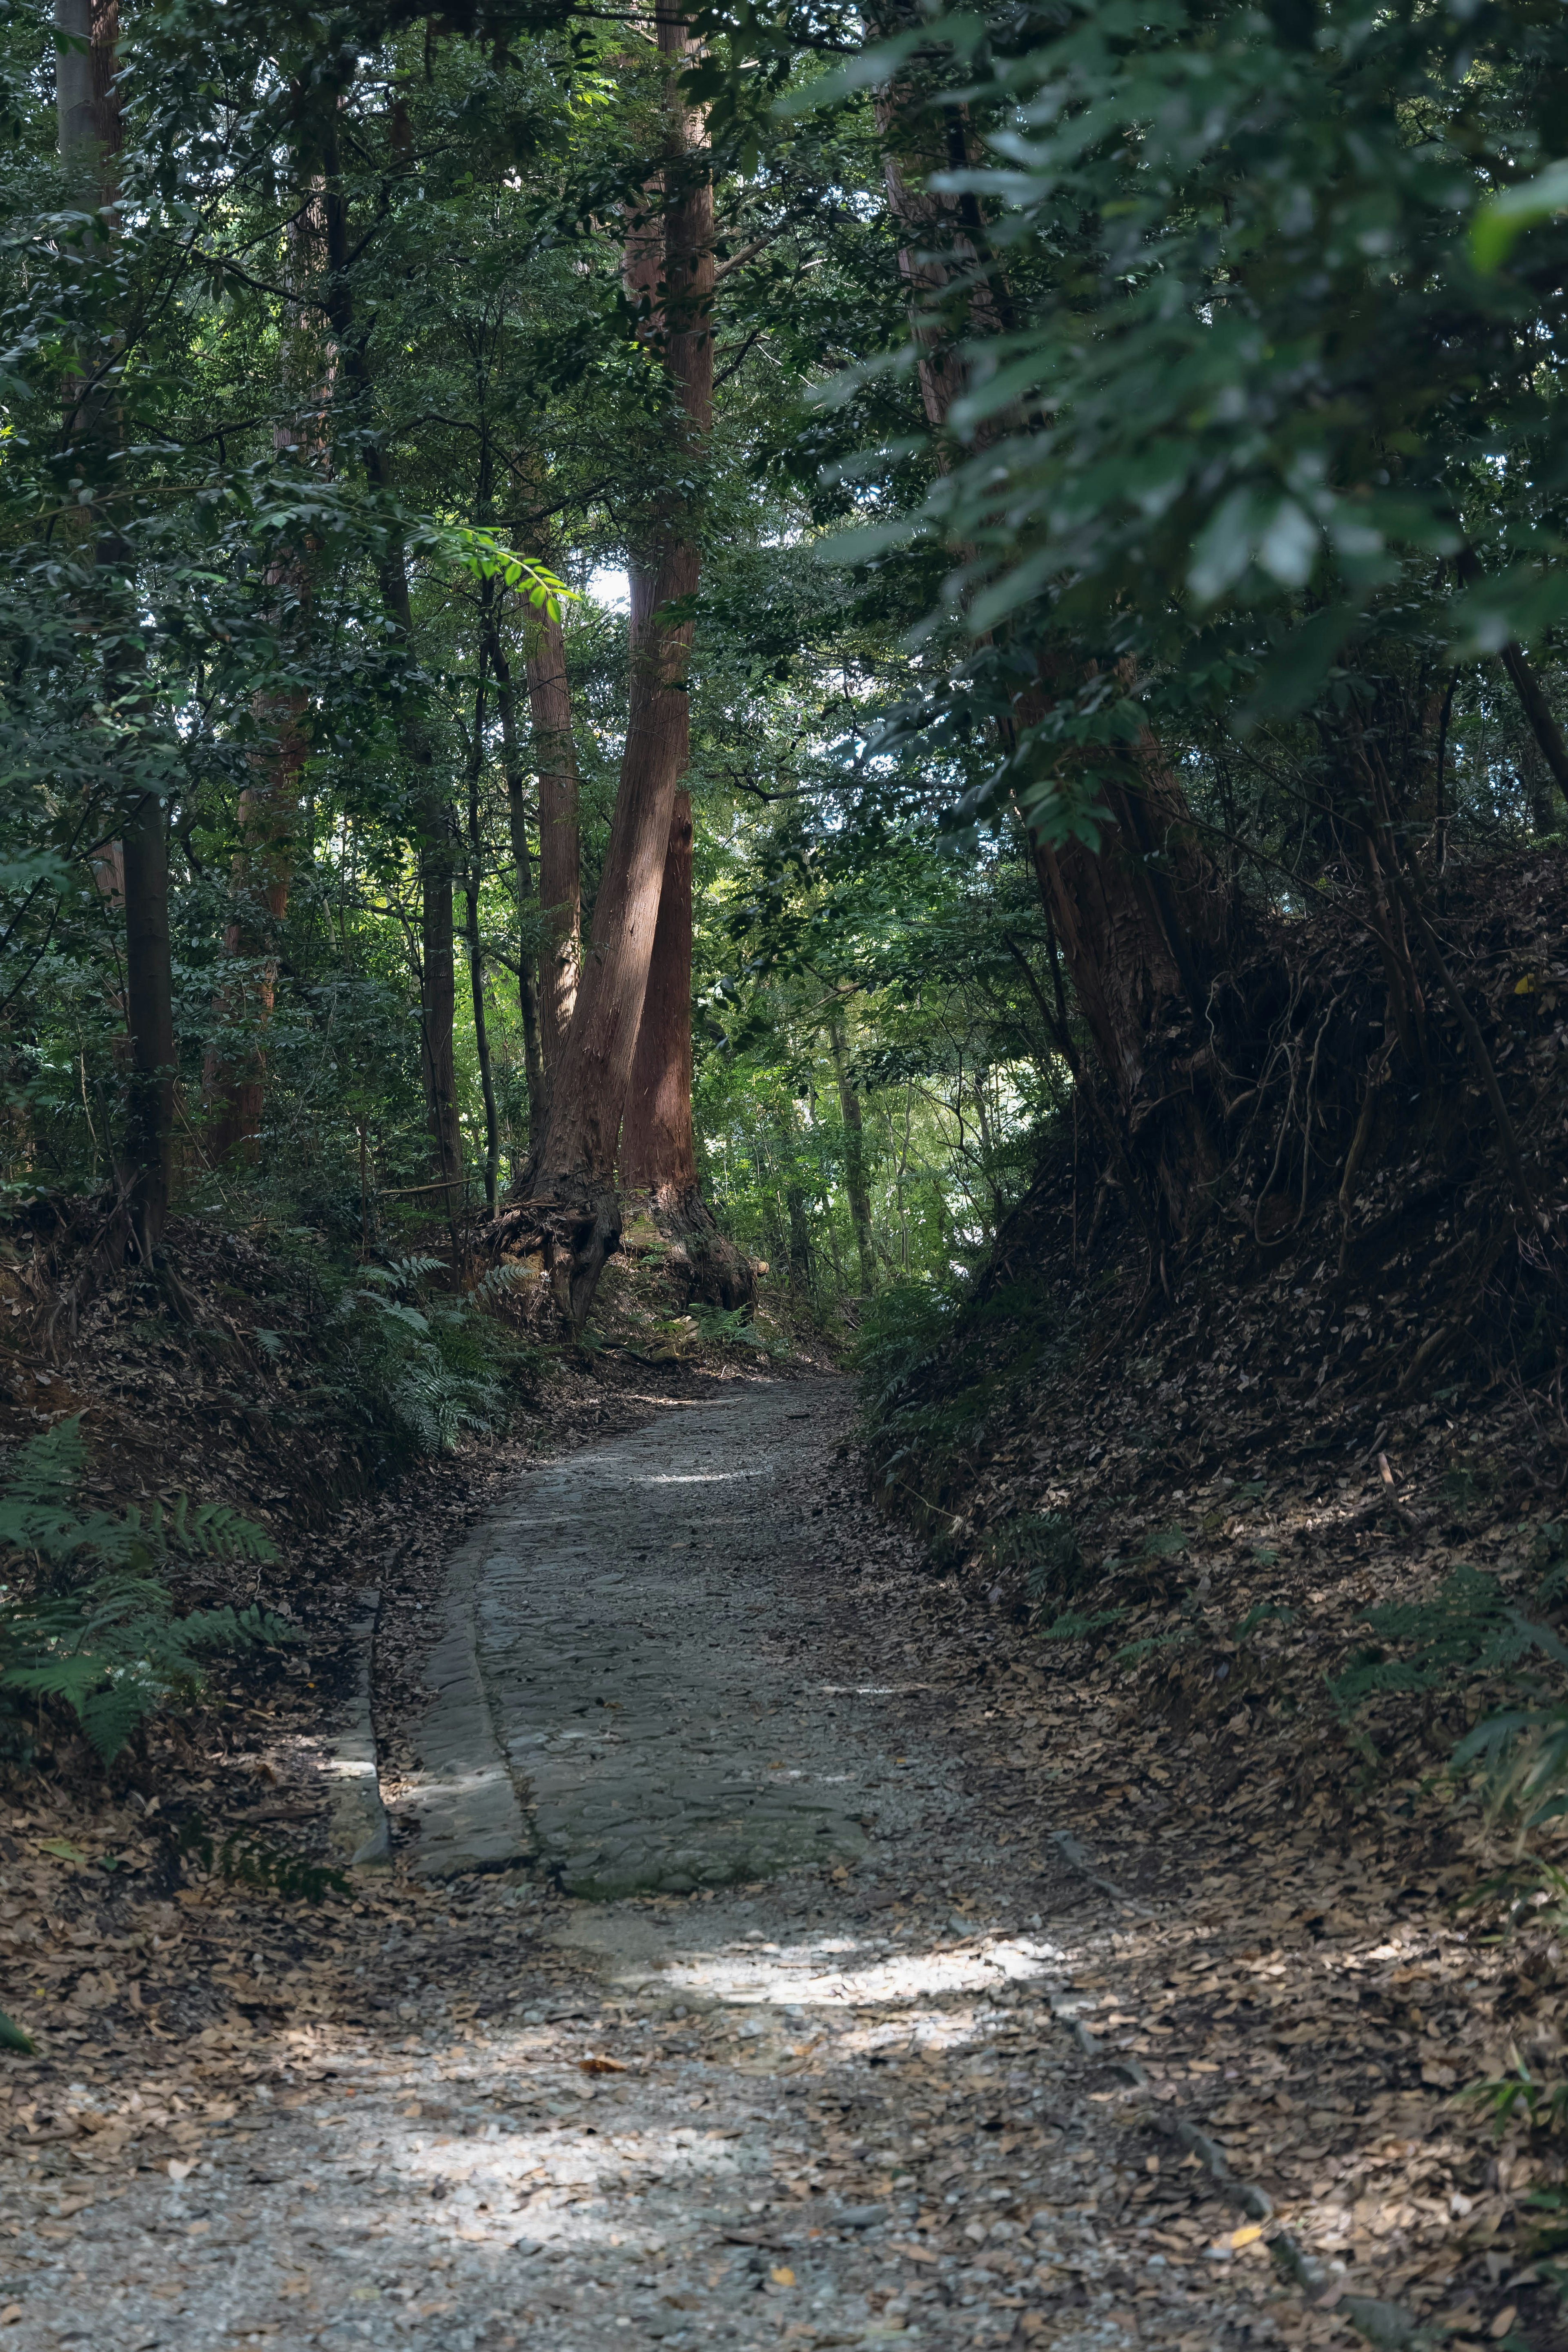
[1,1376,1268,2352]
[401,1383,917,1891]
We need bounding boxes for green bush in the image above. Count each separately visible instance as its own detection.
[327,1254,519,1454]
[0,1418,296,1764]
[1329,1532,1568,1832]
[984,1511,1086,1607]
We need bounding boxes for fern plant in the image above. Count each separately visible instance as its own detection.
[1327,1543,1568,1832]
[176,1813,346,1904]
[1328,1564,1568,1717]
[689,1302,788,1359]
[2,1579,301,1762]
[0,1418,276,1579]
[983,1512,1086,1607]
[331,1257,512,1455]
[0,1419,295,1764]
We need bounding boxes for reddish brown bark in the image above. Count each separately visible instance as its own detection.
[526,610,581,1082]
[514,5,714,1328]
[621,788,695,1203]
[1025,743,1232,1247]
[873,23,1236,1247]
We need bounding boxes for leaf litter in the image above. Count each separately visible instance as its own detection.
[0,1281,1564,2348]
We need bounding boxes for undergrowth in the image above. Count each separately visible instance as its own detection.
[323,1252,529,1455]
[855,1273,1080,1549]
[0,1418,298,1766]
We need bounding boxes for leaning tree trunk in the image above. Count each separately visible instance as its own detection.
[504,4,714,1332]
[58,0,175,1257]
[874,21,1238,1258]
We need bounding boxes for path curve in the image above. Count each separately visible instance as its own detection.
[404,1380,911,1892]
[3,1375,1264,2352]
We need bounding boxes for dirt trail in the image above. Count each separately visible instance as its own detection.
[2,1379,1283,2352]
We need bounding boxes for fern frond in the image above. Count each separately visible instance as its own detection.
[0,1417,87,1512]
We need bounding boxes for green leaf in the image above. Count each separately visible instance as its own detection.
[0,2007,37,2055]
[1471,160,1568,272]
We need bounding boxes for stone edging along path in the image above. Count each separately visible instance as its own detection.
[397,1383,883,1893]
[386,1372,1442,2351]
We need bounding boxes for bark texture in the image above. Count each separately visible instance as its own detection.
[419,804,463,1195]
[526,611,581,1085]
[322,141,462,1197]
[205,746,296,1166]
[1025,755,1232,1249]
[621,791,756,1310]
[829,1019,875,1292]
[873,25,1237,1252]
[120,791,174,1256]
[59,0,176,1254]
[485,615,547,1149]
[510,5,714,1330]
[621,789,696,1203]
[205,200,325,1164]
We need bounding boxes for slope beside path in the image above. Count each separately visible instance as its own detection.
[1,1374,1510,2352]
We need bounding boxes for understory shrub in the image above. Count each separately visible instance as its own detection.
[326,1254,524,1454]
[0,1417,296,1764]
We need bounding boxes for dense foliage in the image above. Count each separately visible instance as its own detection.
[1,0,1564,1329]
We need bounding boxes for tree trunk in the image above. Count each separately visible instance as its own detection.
[205,754,295,1166]
[463,665,501,1212]
[784,1151,814,1298]
[874,33,1236,1253]
[58,0,175,1254]
[322,138,460,1198]
[619,799,755,1312]
[621,789,696,1205]
[206,195,325,1165]
[483,605,547,1151]
[525,610,581,1085]
[507,4,713,1332]
[1023,731,1234,1251]
[828,1018,875,1292]
[420,800,462,1196]
[1518,731,1564,838]
[120,793,174,1257]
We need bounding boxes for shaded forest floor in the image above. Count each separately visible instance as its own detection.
[3,974,1568,2352]
[4,1367,1550,2352]
[847,850,1568,2350]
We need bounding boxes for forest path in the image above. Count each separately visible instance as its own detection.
[399,1379,929,1891]
[10,1376,1259,2352]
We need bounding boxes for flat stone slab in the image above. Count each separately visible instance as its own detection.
[407,1380,878,1892]
[404,1536,532,1878]
[325,1588,392,1869]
